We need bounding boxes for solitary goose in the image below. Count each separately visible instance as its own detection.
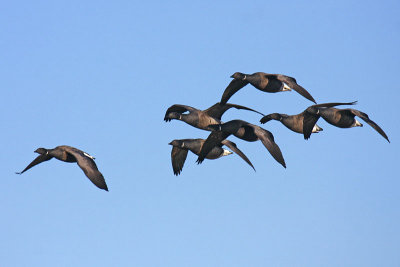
[220,72,316,105]
[259,102,357,135]
[302,103,390,142]
[196,120,286,168]
[164,102,264,131]
[169,138,255,175]
[16,146,108,191]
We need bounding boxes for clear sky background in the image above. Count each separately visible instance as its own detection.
[1,0,399,266]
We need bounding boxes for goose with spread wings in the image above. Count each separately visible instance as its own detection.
[16,145,108,191]
[169,138,255,175]
[259,102,358,135]
[195,120,286,168]
[220,72,316,105]
[164,102,264,131]
[302,102,390,142]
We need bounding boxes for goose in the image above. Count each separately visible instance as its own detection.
[16,145,108,191]
[220,72,316,105]
[302,102,390,142]
[169,138,255,175]
[195,120,286,168]
[259,102,357,135]
[164,102,264,131]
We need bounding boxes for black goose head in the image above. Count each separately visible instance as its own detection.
[164,112,182,122]
[34,148,48,155]
[230,72,246,80]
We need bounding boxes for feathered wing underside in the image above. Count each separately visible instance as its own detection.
[220,79,249,105]
[275,74,316,103]
[221,140,255,171]
[204,102,264,120]
[64,147,108,191]
[16,154,53,174]
[196,131,231,164]
[171,146,189,175]
[164,104,196,121]
[349,109,390,142]
[254,127,286,168]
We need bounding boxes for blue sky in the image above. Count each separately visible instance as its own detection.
[1,0,399,266]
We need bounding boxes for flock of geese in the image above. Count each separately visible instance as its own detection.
[16,71,390,191]
[165,71,390,176]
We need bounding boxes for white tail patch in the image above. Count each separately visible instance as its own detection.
[84,152,95,159]
[353,119,363,127]
[222,149,233,157]
[312,124,323,133]
[282,83,292,91]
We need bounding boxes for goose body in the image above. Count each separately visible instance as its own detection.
[260,112,323,134]
[164,102,264,131]
[302,102,389,142]
[16,145,108,191]
[169,138,254,175]
[196,120,286,168]
[221,72,316,105]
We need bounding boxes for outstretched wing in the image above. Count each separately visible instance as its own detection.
[350,109,390,142]
[204,102,264,120]
[196,131,231,164]
[312,101,357,108]
[254,126,286,168]
[303,111,321,140]
[171,146,189,175]
[221,139,255,171]
[164,104,197,121]
[64,147,108,191]
[16,154,53,174]
[220,79,249,105]
[276,74,316,104]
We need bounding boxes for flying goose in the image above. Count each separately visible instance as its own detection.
[259,102,357,135]
[302,102,390,142]
[164,102,264,131]
[195,120,286,168]
[169,138,255,175]
[220,72,316,105]
[16,145,108,191]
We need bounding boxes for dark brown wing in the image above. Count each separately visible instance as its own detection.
[164,104,197,121]
[303,111,321,140]
[302,102,357,139]
[204,102,264,120]
[276,74,316,103]
[220,79,249,105]
[171,146,189,175]
[254,126,286,168]
[16,154,53,174]
[64,147,108,191]
[196,131,231,164]
[350,109,390,142]
[311,101,357,108]
[221,140,255,171]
